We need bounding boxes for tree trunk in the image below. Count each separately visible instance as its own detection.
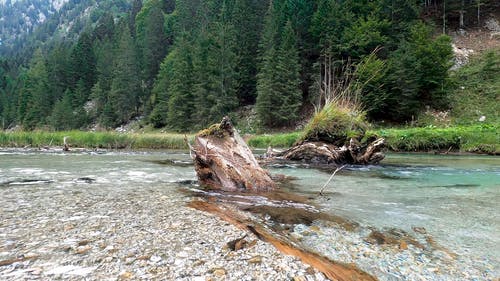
[191,117,275,191]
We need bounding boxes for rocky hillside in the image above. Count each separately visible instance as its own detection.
[0,0,131,57]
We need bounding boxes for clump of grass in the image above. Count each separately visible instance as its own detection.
[299,101,369,146]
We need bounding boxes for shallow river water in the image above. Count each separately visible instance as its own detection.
[1,150,499,280]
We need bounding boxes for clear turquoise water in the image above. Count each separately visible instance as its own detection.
[269,153,500,268]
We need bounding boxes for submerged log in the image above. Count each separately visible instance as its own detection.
[191,117,275,191]
[273,137,385,165]
[188,200,377,281]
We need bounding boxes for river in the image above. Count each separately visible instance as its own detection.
[1,150,498,280]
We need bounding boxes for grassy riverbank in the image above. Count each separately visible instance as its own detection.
[247,124,499,154]
[1,124,498,154]
[0,131,191,150]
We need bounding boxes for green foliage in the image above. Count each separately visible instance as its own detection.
[341,15,390,58]
[136,0,168,93]
[377,124,499,154]
[0,0,490,133]
[108,23,141,126]
[166,35,195,132]
[247,131,302,148]
[299,101,369,146]
[150,50,176,128]
[18,49,51,130]
[256,15,302,128]
[362,22,453,121]
[69,32,96,93]
[48,95,76,131]
[192,2,239,129]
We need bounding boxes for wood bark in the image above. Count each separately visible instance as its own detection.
[273,137,385,165]
[188,200,377,281]
[191,117,275,191]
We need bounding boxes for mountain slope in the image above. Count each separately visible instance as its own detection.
[0,0,131,58]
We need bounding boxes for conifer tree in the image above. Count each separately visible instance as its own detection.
[68,32,96,93]
[143,7,167,88]
[256,1,280,127]
[49,94,75,131]
[108,24,141,126]
[137,0,168,92]
[232,0,267,105]
[275,21,302,125]
[18,49,51,129]
[150,51,176,128]
[192,1,239,128]
[166,34,194,131]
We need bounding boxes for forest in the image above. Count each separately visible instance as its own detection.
[0,0,498,132]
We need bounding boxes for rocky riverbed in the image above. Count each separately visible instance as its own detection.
[0,180,327,280]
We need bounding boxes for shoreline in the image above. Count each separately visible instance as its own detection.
[1,124,499,155]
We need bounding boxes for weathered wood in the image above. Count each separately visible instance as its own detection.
[191,117,275,191]
[188,200,377,281]
[274,137,385,165]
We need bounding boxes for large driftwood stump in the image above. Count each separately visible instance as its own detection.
[274,137,386,165]
[191,117,275,191]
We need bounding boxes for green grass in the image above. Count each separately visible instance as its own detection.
[449,49,500,125]
[2,125,498,155]
[247,131,302,148]
[247,124,499,154]
[377,124,499,154]
[0,131,192,150]
[299,101,368,146]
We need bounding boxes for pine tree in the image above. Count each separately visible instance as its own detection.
[108,24,141,126]
[256,1,280,127]
[275,21,302,125]
[166,35,195,131]
[192,1,239,128]
[18,49,51,129]
[69,32,96,93]
[129,0,143,37]
[49,94,75,131]
[232,0,267,105]
[134,0,168,107]
[150,51,176,128]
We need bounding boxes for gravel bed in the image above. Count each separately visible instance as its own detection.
[0,183,325,280]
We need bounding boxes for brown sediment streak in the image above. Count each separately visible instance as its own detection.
[187,200,377,281]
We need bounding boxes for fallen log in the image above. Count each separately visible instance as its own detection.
[191,117,275,191]
[188,200,377,281]
[273,137,385,165]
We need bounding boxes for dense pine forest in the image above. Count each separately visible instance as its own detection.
[0,0,498,132]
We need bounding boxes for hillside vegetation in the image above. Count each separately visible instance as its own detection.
[0,0,499,135]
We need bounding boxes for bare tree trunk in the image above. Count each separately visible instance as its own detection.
[191,117,275,191]
[477,0,481,27]
[443,0,447,34]
[459,0,465,28]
